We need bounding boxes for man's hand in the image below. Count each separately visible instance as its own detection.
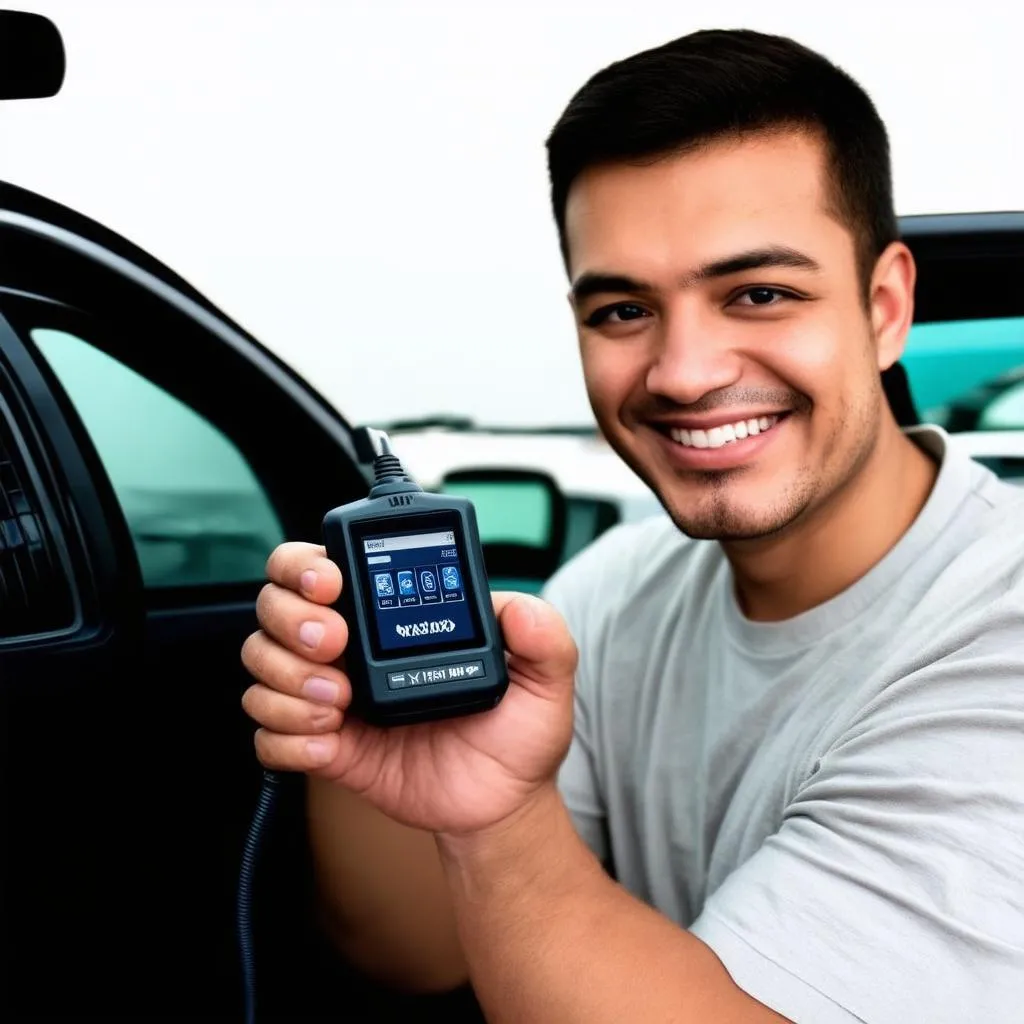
[241,541,578,835]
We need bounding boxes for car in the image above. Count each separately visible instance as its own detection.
[1,12,1022,1023]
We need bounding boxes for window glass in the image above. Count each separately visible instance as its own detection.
[32,328,284,587]
[438,479,552,546]
[903,316,1024,425]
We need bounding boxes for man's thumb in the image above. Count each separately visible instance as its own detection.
[493,592,578,688]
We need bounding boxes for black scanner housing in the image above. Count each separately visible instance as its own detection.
[322,489,508,726]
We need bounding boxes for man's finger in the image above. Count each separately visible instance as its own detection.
[254,584,349,663]
[492,591,578,694]
[265,541,343,604]
[240,630,351,706]
[242,684,343,735]
[254,728,342,773]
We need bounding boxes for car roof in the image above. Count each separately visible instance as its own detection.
[0,177,254,341]
[899,211,1023,323]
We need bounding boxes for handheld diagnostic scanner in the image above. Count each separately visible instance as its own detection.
[321,430,509,726]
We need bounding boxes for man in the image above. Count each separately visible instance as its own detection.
[240,29,1024,1023]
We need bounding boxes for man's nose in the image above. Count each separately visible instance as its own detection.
[644,309,743,406]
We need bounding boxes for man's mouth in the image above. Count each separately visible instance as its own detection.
[663,412,789,450]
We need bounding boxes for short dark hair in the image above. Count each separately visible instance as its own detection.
[546,29,898,297]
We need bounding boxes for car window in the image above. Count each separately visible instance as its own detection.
[977,378,1024,429]
[439,479,552,546]
[902,316,1024,425]
[31,328,284,587]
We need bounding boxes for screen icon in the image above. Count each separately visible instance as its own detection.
[398,571,416,595]
[415,566,443,604]
[441,566,461,590]
[374,572,394,597]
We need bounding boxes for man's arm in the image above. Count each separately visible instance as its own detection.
[306,777,468,992]
[304,681,610,996]
[436,785,788,1024]
[299,530,615,995]
[300,545,609,996]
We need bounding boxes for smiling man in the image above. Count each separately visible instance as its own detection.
[240,29,1024,1023]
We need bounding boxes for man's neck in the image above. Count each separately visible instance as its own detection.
[722,427,939,622]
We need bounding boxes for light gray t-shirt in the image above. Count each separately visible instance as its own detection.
[544,426,1024,1023]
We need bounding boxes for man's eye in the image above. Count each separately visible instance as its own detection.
[583,303,651,327]
[732,287,795,307]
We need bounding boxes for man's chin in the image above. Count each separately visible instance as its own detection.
[655,487,809,543]
[607,431,813,541]
[666,515,792,543]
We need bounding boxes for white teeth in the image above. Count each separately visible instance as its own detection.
[669,414,780,449]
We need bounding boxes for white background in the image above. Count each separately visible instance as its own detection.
[4,0,1022,428]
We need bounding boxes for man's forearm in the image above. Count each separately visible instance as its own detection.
[306,778,468,991]
[435,785,787,1024]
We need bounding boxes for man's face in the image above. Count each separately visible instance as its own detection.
[565,131,903,541]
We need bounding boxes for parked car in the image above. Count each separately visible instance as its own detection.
[1,12,1022,1023]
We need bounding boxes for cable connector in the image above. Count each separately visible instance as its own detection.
[372,452,406,484]
[366,429,422,497]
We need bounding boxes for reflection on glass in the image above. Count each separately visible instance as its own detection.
[32,328,284,587]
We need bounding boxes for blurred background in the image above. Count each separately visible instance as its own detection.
[4,0,1022,429]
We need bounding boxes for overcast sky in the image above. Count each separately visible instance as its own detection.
[5,0,1022,427]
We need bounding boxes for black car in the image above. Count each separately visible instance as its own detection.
[1,12,1022,1023]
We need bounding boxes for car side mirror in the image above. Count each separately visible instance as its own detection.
[438,468,568,586]
[0,11,65,99]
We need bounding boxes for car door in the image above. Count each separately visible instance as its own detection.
[0,301,146,1020]
[0,189,375,1020]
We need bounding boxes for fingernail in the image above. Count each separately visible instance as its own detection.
[299,621,325,649]
[306,738,333,763]
[302,676,339,704]
[300,570,318,595]
[520,594,542,626]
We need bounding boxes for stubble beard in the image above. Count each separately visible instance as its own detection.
[602,393,882,545]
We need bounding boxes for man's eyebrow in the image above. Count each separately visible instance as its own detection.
[570,246,822,303]
[690,246,822,284]
[570,272,653,303]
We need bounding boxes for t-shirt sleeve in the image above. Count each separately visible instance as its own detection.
[691,591,1024,1024]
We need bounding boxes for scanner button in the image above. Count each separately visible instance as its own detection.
[389,661,486,690]
[418,666,451,685]
[443,660,485,681]
[387,671,410,689]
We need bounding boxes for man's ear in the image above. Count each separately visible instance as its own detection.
[870,241,916,371]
